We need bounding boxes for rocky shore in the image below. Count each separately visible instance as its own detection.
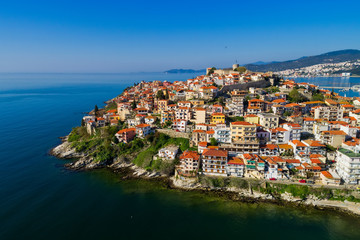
[50,137,360,217]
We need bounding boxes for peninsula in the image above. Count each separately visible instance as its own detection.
[52,64,360,216]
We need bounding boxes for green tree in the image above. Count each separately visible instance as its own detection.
[210,138,218,146]
[207,67,216,75]
[165,90,169,100]
[156,90,165,100]
[311,93,324,101]
[235,66,247,73]
[289,88,302,103]
[283,111,292,117]
[94,105,99,117]
[131,101,137,109]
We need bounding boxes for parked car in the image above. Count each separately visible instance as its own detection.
[299,179,306,183]
[307,180,315,184]
[269,178,276,181]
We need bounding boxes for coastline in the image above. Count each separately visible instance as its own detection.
[50,138,360,217]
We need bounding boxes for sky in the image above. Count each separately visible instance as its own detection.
[0,0,360,73]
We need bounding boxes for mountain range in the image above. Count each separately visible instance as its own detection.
[164,49,360,74]
[245,49,360,72]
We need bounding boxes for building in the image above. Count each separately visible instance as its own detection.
[226,157,245,177]
[314,107,343,121]
[320,130,347,148]
[210,113,226,124]
[177,150,200,177]
[202,149,228,176]
[282,123,301,141]
[172,119,187,132]
[258,113,279,129]
[336,148,360,184]
[115,128,136,143]
[135,123,151,138]
[214,126,231,143]
[158,145,179,160]
[192,107,207,124]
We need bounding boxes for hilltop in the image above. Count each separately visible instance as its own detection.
[245,49,360,72]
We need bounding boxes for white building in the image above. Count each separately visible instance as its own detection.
[336,148,360,184]
[158,145,179,160]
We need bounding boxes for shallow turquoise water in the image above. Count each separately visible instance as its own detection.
[1,73,360,240]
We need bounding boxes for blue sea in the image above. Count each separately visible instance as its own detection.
[1,73,360,240]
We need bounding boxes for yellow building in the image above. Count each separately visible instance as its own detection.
[230,121,257,143]
[210,113,225,124]
[157,99,168,113]
[244,114,259,124]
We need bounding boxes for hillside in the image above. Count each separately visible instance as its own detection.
[245,49,360,72]
[164,69,205,74]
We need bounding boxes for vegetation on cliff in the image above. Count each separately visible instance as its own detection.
[67,127,193,175]
[198,176,360,203]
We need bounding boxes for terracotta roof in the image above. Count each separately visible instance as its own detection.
[117,128,136,134]
[231,121,254,126]
[303,140,325,147]
[136,123,150,128]
[180,150,200,161]
[321,171,333,179]
[227,157,244,165]
[202,149,228,157]
[322,130,346,136]
[290,140,307,147]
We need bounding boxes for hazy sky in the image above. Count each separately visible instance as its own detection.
[0,0,360,73]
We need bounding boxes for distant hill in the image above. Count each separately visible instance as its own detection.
[164,69,205,74]
[245,49,360,72]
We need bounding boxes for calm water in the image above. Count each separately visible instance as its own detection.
[1,73,360,240]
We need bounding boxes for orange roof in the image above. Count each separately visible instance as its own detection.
[322,130,346,136]
[180,150,200,161]
[290,140,307,147]
[206,130,215,134]
[198,142,208,147]
[136,123,150,128]
[231,121,254,126]
[245,114,258,118]
[310,158,322,164]
[212,113,225,116]
[303,140,325,147]
[321,171,333,179]
[202,149,228,157]
[272,99,286,103]
[228,157,244,165]
[278,144,292,150]
[117,128,136,134]
[261,144,278,150]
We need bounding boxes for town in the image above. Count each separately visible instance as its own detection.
[275,60,360,77]
[81,64,360,187]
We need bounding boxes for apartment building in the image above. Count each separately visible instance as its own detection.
[202,149,228,176]
[314,106,343,121]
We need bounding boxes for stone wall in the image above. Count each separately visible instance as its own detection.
[156,129,191,139]
[218,79,271,96]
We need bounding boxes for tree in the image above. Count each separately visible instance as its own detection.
[165,90,169,100]
[210,138,218,146]
[311,93,325,101]
[94,105,99,117]
[235,66,247,73]
[289,88,302,103]
[283,111,292,117]
[207,67,216,75]
[156,90,165,100]
[131,101,137,109]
